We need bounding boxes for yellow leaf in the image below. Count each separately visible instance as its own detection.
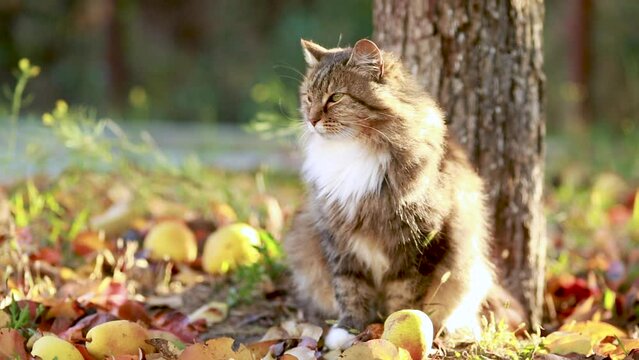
[595,338,639,360]
[559,320,626,343]
[623,339,639,351]
[545,331,592,355]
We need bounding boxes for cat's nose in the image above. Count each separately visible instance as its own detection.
[309,117,321,127]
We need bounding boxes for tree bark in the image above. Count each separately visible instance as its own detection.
[373,0,546,327]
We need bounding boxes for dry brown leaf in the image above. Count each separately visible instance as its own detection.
[247,339,281,358]
[146,338,181,360]
[338,339,411,360]
[178,337,255,360]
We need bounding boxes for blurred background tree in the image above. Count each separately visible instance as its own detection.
[0,0,637,130]
[0,0,372,122]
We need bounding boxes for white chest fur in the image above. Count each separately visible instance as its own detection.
[302,135,390,214]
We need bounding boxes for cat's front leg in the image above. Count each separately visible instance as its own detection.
[384,269,429,314]
[332,269,378,330]
[319,230,379,330]
[325,269,378,350]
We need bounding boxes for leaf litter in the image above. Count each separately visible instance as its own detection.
[0,166,637,359]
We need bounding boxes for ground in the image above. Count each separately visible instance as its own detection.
[1,85,639,359]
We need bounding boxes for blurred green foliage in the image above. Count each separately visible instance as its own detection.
[246,77,300,140]
[0,0,371,123]
[0,1,637,134]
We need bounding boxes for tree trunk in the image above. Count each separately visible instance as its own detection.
[373,0,546,327]
[567,0,593,123]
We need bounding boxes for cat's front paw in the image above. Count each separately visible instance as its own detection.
[324,326,356,350]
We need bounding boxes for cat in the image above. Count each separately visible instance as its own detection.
[283,38,495,348]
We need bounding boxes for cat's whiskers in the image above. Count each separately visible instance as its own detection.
[277,74,304,85]
[341,117,393,144]
[276,98,300,123]
[273,64,307,83]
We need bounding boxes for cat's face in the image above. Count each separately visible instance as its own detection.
[300,39,387,141]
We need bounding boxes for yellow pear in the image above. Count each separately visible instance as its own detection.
[31,335,84,360]
[144,221,197,262]
[381,310,433,360]
[86,320,154,358]
[202,223,262,274]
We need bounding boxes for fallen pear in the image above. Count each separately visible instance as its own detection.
[381,310,433,360]
[339,339,412,360]
[86,320,154,358]
[202,223,262,274]
[144,220,197,262]
[31,335,84,360]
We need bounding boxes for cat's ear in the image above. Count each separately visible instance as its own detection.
[301,39,328,66]
[348,39,384,80]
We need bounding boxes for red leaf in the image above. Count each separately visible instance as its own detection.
[150,308,206,343]
[45,299,86,334]
[30,246,62,265]
[50,316,77,335]
[59,312,118,342]
[115,300,152,324]
[0,328,28,360]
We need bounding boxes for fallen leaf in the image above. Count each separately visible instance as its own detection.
[246,339,280,358]
[59,312,118,342]
[0,328,28,360]
[283,345,317,360]
[339,339,411,360]
[595,337,639,360]
[354,323,384,343]
[90,199,137,236]
[73,231,106,256]
[270,320,323,342]
[559,320,626,343]
[150,308,206,343]
[544,331,592,356]
[0,310,10,327]
[115,300,152,324]
[187,300,228,326]
[146,338,181,360]
[178,337,255,360]
[31,246,62,265]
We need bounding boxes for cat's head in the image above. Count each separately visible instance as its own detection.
[299,39,397,142]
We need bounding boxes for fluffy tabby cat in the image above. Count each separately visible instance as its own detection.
[284,38,494,345]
